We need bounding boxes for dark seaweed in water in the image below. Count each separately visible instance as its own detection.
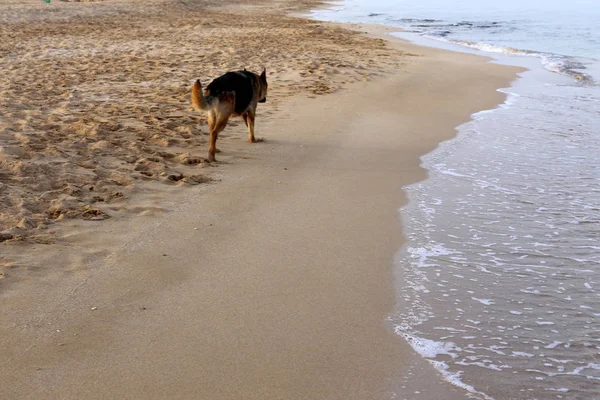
[478,22,500,28]
[451,21,501,28]
[394,18,442,23]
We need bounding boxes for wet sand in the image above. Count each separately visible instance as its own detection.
[0,0,522,398]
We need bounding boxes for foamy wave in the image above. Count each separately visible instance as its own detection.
[422,35,597,85]
[401,333,458,358]
[434,37,540,57]
[430,361,496,400]
[395,330,496,400]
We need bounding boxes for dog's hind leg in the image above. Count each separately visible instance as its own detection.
[208,111,215,133]
[208,112,229,162]
[207,94,234,162]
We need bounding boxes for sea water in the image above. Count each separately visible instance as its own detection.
[313,2,599,399]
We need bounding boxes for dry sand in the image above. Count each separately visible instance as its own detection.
[0,0,523,398]
[0,0,402,243]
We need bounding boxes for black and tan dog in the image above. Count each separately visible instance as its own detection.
[191,68,268,162]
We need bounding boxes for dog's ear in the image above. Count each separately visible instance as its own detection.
[260,68,267,81]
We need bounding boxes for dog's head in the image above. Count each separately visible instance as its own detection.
[258,68,268,103]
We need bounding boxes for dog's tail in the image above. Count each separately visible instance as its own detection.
[191,79,211,111]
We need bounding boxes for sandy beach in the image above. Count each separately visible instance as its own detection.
[1,0,522,398]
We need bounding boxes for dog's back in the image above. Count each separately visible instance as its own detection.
[206,70,257,115]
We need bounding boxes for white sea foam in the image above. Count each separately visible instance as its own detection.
[398,332,458,359]
[547,388,569,393]
[398,331,496,400]
[471,298,494,306]
[430,361,496,400]
[512,352,534,358]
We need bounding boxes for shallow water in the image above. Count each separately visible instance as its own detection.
[313,1,600,398]
[394,67,600,399]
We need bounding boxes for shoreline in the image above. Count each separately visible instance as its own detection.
[0,1,523,398]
